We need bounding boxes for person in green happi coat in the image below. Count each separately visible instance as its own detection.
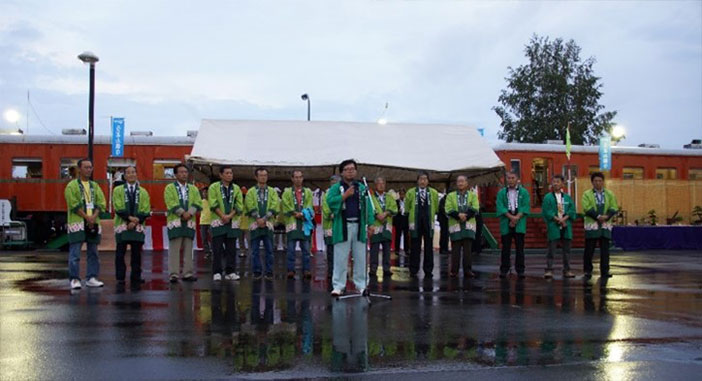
[244,167,281,280]
[164,164,202,282]
[496,170,530,279]
[444,175,479,278]
[582,172,619,279]
[208,166,244,282]
[368,176,397,278]
[282,170,315,279]
[112,165,151,284]
[542,174,576,279]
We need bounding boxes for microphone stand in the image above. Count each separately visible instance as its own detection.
[337,177,392,304]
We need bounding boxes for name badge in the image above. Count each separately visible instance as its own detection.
[86,202,94,209]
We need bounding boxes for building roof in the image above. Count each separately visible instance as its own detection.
[0,134,195,146]
[493,142,702,157]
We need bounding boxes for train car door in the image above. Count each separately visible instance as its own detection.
[531,158,551,208]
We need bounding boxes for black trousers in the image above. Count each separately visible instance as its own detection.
[439,218,449,253]
[500,228,525,274]
[115,241,142,281]
[450,238,473,275]
[212,235,238,274]
[584,237,610,275]
[326,244,334,277]
[369,240,391,273]
[410,220,433,276]
[394,217,409,253]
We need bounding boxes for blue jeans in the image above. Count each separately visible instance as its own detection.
[332,223,367,291]
[251,235,274,275]
[69,242,99,280]
[287,239,311,272]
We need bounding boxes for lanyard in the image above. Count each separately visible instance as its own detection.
[175,182,189,208]
[375,192,386,210]
[77,180,96,210]
[293,188,305,210]
[221,182,233,212]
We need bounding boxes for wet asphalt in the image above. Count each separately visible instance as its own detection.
[1,248,701,380]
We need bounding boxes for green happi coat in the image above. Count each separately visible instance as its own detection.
[244,185,281,239]
[542,191,577,241]
[582,188,619,239]
[113,183,151,243]
[495,185,531,235]
[281,186,314,241]
[326,182,374,244]
[64,179,107,244]
[444,190,480,241]
[369,191,398,243]
[164,182,202,240]
[208,181,244,239]
[406,186,440,238]
[321,191,334,245]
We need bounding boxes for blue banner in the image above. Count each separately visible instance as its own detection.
[111,117,125,157]
[599,135,611,171]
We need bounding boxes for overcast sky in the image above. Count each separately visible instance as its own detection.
[1,0,700,148]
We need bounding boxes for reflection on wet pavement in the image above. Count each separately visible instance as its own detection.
[1,249,701,378]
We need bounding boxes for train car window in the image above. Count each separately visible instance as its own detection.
[60,158,80,179]
[689,169,702,181]
[656,168,677,180]
[622,167,644,180]
[12,158,42,179]
[509,159,521,178]
[153,159,182,180]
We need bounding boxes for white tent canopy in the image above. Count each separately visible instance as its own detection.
[188,119,504,188]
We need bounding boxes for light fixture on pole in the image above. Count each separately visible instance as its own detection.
[377,102,389,125]
[78,51,99,166]
[301,93,310,121]
[2,109,23,135]
[611,124,626,145]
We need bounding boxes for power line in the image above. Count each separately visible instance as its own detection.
[27,94,56,135]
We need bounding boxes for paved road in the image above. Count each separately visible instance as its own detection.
[1,249,701,379]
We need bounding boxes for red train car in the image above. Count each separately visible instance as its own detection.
[0,133,194,245]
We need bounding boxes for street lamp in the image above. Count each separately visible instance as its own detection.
[301,93,310,121]
[78,51,99,165]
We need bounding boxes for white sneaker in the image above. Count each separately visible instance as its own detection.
[331,289,342,297]
[224,272,241,281]
[85,277,104,288]
[213,273,222,281]
[70,279,82,290]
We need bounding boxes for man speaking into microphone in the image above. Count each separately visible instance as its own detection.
[326,159,374,297]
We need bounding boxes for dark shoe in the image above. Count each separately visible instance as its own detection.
[466,271,476,278]
[287,271,295,279]
[583,272,592,280]
[131,278,146,284]
[563,271,575,278]
[383,271,393,278]
[449,272,458,278]
[182,275,197,282]
[253,272,262,280]
[544,270,553,279]
[369,271,378,278]
[602,273,613,278]
[264,273,274,280]
[498,273,507,279]
[304,271,312,279]
[169,273,179,283]
[517,273,526,279]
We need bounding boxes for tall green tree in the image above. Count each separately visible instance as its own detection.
[493,35,616,145]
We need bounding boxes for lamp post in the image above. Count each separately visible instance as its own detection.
[78,51,99,165]
[301,93,310,121]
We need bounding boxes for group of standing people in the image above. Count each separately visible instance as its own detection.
[64,158,618,294]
